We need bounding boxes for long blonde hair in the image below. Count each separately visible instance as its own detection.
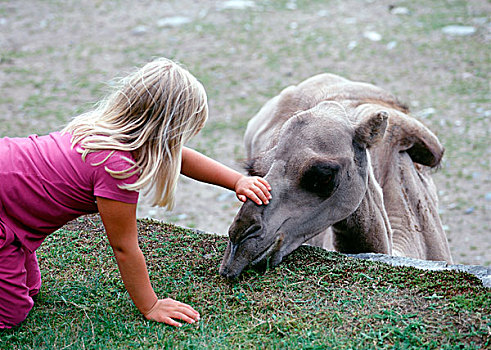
[63,57,208,209]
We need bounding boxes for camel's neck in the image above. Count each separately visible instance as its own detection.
[370,148,453,263]
[332,155,393,254]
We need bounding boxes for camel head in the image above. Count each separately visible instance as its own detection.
[219,102,388,279]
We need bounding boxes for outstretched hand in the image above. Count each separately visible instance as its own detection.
[234,175,272,205]
[144,298,200,327]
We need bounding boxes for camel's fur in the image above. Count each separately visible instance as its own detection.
[219,73,452,279]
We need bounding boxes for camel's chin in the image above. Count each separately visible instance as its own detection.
[251,252,284,269]
[236,251,284,277]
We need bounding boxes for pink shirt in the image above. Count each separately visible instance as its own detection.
[0,132,139,252]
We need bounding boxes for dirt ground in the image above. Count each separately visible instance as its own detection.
[1,0,489,266]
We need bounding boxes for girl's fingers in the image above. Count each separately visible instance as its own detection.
[171,311,198,324]
[257,177,272,191]
[235,176,272,204]
[252,187,269,204]
[148,299,200,326]
[244,189,262,205]
[163,317,183,327]
[254,181,272,200]
[176,304,200,319]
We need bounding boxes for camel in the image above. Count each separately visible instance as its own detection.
[219,73,452,279]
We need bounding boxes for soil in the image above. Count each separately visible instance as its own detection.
[0,0,489,266]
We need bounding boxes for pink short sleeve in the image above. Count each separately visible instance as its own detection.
[89,151,140,204]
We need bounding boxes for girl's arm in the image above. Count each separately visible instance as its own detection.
[181,147,272,204]
[97,197,200,327]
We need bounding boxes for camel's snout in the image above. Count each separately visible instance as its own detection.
[219,241,245,280]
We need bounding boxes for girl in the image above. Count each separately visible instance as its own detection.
[0,58,271,329]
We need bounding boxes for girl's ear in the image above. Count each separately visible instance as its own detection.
[354,111,389,148]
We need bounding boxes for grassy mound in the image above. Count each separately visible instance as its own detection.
[1,216,489,349]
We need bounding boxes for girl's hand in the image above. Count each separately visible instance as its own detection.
[234,175,272,205]
[144,298,200,327]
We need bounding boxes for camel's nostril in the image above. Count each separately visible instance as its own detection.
[236,224,263,246]
[244,224,262,238]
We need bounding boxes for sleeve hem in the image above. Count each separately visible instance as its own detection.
[94,190,139,204]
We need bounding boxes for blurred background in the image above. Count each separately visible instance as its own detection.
[1,0,489,266]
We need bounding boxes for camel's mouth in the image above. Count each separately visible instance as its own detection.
[219,232,286,279]
[250,232,285,267]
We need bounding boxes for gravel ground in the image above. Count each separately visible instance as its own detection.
[1,0,489,266]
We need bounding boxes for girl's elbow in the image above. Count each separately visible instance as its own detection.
[111,244,141,261]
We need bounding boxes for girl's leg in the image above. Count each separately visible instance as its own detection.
[0,226,34,329]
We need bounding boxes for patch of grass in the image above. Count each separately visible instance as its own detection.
[1,216,488,349]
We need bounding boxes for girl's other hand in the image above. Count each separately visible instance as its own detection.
[235,175,272,205]
[144,298,200,327]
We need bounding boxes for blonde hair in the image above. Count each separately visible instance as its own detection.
[63,57,208,209]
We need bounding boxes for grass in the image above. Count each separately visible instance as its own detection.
[1,215,489,349]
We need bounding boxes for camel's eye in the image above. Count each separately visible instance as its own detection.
[300,161,339,198]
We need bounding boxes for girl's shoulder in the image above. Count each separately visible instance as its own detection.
[58,131,135,170]
[84,148,136,172]
[57,131,139,185]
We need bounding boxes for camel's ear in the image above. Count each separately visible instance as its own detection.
[354,111,388,148]
[390,114,444,168]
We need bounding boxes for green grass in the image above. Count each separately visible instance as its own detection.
[1,216,489,349]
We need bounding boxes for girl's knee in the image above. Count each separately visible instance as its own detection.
[0,226,39,327]
[0,247,36,327]
[0,295,34,328]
